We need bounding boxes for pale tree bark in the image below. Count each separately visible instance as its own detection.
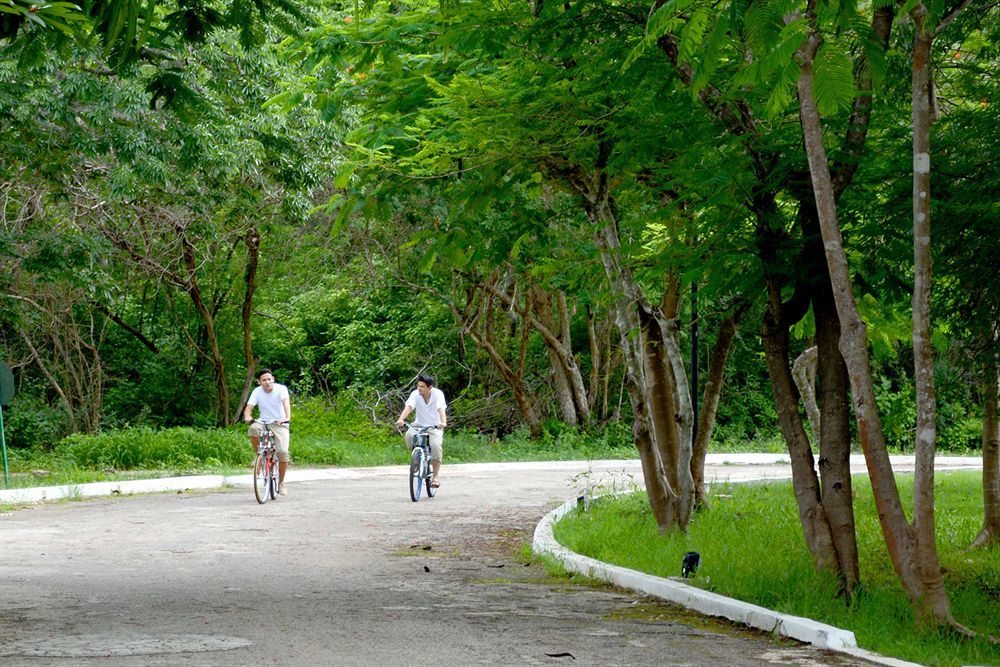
[793,346,821,440]
[548,342,578,425]
[601,230,685,531]
[793,0,962,626]
[971,360,1000,548]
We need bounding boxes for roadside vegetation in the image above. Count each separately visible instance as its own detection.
[2,397,641,489]
[553,471,1000,667]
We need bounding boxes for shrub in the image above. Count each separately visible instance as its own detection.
[3,394,66,448]
[62,427,246,470]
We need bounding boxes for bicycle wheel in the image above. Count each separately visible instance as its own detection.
[268,452,279,500]
[253,452,270,504]
[409,447,424,502]
[425,452,437,498]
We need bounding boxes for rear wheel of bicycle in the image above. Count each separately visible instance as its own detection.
[253,452,270,504]
[409,447,424,502]
[269,453,279,500]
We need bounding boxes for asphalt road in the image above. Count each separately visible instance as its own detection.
[0,458,964,666]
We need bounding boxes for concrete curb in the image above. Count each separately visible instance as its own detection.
[1,454,982,506]
[0,475,229,504]
[533,496,924,667]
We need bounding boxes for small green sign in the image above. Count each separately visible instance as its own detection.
[0,363,13,407]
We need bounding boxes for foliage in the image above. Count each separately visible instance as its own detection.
[2,392,65,448]
[64,426,247,469]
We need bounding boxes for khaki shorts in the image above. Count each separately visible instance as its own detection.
[405,426,443,462]
[248,422,290,462]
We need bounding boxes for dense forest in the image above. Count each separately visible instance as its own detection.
[1,0,998,630]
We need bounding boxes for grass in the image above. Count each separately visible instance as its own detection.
[0,413,637,490]
[552,471,1000,667]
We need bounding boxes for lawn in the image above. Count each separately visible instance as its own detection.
[553,471,1000,667]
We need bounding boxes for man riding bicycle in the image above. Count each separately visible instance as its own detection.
[396,374,447,488]
[244,368,291,496]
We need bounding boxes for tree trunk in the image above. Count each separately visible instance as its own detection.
[761,286,837,572]
[555,291,592,424]
[530,286,589,425]
[449,285,544,438]
[587,306,602,413]
[236,224,261,424]
[480,281,592,426]
[659,315,696,527]
[548,346,579,425]
[813,282,860,592]
[794,13,956,625]
[692,302,749,509]
[180,231,231,425]
[585,184,691,532]
[972,361,1000,548]
[909,11,952,625]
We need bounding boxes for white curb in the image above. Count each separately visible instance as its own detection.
[0,475,229,504]
[533,496,923,666]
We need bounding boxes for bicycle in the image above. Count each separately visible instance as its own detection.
[404,425,441,502]
[251,420,285,504]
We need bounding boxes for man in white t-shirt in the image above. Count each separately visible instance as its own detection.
[243,368,292,495]
[396,374,447,488]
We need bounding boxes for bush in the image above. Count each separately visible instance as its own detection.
[63,427,246,470]
[3,394,66,448]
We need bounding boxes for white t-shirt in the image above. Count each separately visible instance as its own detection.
[406,387,447,427]
[248,383,290,423]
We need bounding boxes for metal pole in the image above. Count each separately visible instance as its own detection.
[0,405,8,486]
[690,281,699,444]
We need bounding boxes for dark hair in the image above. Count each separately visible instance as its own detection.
[258,368,274,379]
[416,373,435,387]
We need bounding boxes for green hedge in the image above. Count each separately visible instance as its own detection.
[63,427,247,469]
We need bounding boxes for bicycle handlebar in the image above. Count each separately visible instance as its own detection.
[247,419,290,426]
[396,423,444,432]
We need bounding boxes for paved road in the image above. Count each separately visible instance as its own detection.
[0,457,975,666]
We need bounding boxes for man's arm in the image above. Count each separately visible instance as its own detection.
[396,405,412,428]
[243,401,255,424]
[437,407,447,429]
[282,396,291,423]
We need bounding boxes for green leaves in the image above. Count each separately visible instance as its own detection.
[812,43,856,115]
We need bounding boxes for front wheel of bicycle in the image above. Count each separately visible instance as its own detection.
[409,447,424,502]
[269,453,279,500]
[426,455,437,498]
[253,452,270,504]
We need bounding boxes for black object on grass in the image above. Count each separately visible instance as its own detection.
[681,551,700,578]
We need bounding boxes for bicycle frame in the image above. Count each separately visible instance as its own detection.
[253,421,281,504]
[407,425,438,502]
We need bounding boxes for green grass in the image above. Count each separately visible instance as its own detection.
[553,471,1000,667]
[0,405,636,489]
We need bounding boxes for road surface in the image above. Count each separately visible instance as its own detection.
[4,457,968,666]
